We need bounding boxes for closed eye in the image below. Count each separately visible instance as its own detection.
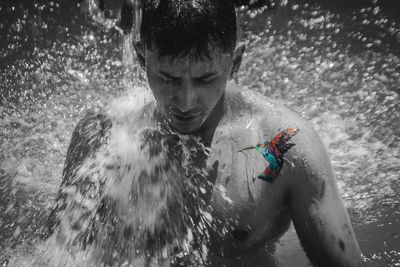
[158,71,179,83]
[195,73,218,83]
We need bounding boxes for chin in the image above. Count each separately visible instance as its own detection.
[172,124,201,135]
[168,115,205,135]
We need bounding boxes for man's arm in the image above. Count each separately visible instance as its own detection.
[287,124,364,267]
[47,111,112,248]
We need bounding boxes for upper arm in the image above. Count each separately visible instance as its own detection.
[287,123,363,267]
[47,111,112,245]
[61,111,112,186]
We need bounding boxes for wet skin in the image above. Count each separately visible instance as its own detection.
[174,84,364,266]
[135,45,363,266]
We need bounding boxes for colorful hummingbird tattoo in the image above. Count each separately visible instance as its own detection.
[238,128,299,183]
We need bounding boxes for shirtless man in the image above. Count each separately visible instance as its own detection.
[48,0,364,266]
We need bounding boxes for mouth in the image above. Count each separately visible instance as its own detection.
[171,112,201,123]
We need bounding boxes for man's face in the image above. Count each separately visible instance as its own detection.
[144,48,233,134]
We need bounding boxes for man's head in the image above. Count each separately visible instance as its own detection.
[134,0,244,135]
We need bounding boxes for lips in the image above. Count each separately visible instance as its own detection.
[171,111,201,122]
[174,113,197,120]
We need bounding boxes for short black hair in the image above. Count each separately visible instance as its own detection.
[139,0,237,59]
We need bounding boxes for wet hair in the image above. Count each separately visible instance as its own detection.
[139,0,237,58]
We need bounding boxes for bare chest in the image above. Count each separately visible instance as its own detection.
[205,128,291,257]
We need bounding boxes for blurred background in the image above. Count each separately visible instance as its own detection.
[0,0,399,266]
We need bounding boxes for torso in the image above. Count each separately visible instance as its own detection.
[66,83,301,265]
[55,82,361,266]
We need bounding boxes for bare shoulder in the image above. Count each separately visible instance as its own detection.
[62,110,113,183]
[62,100,158,183]
[226,82,309,128]
[225,83,331,187]
[226,82,319,148]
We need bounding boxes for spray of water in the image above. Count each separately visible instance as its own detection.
[17,82,222,267]
[3,1,217,265]
[2,1,400,266]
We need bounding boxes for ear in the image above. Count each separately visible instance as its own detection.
[230,42,245,79]
[133,41,146,71]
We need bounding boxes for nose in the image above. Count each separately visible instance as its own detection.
[175,80,197,113]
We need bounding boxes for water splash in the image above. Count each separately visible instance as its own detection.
[47,102,217,265]
[1,0,400,266]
